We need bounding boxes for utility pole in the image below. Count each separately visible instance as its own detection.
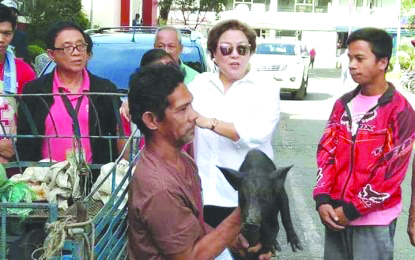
[348,0,353,36]
[394,0,402,73]
[90,0,94,29]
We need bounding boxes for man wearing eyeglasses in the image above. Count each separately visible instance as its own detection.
[16,21,122,177]
[0,4,35,167]
[154,27,199,85]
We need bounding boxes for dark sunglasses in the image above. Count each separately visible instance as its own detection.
[218,43,251,56]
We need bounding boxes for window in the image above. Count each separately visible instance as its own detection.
[234,0,267,11]
[295,0,314,13]
[278,0,329,13]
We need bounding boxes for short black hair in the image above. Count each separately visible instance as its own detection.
[45,21,86,50]
[128,64,185,137]
[84,33,93,54]
[0,4,16,29]
[140,49,174,67]
[347,27,393,70]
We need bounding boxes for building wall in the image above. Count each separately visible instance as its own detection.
[216,0,399,67]
[130,0,142,25]
[82,0,142,28]
[302,31,338,68]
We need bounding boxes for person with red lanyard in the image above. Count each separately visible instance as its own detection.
[0,4,35,166]
[314,28,415,259]
[16,21,122,180]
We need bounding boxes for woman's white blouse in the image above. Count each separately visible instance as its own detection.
[187,68,281,207]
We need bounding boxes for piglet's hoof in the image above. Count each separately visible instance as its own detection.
[290,241,303,252]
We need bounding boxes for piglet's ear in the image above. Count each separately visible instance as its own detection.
[217,166,243,191]
[269,165,293,189]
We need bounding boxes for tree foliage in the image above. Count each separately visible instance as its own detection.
[159,0,174,25]
[158,0,227,28]
[20,0,89,45]
[402,0,415,27]
[402,0,415,11]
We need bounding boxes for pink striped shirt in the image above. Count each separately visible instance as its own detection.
[41,69,92,163]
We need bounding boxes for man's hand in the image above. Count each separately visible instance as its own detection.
[0,139,14,160]
[333,206,349,226]
[317,204,345,231]
[234,233,272,260]
[119,101,130,122]
[408,210,415,246]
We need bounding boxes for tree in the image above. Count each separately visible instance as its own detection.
[402,0,415,28]
[402,0,415,10]
[158,0,227,28]
[20,0,89,46]
[159,0,174,25]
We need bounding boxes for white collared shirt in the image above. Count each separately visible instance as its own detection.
[187,67,281,207]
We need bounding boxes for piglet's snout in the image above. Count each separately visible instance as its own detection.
[242,223,261,246]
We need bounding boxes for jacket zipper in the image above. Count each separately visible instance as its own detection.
[341,108,356,199]
[340,104,379,199]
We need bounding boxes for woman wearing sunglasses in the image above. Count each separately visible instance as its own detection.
[187,19,281,229]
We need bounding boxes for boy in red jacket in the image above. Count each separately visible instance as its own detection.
[313,28,415,259]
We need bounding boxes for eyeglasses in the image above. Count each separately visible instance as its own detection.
[218,43,251,56]
[52,43,88,54]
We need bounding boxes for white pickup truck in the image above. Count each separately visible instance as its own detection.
[252,38,310,100]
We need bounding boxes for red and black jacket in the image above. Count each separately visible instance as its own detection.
[313,84,415,220]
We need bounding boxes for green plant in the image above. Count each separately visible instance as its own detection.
[27,45,45,65]
[158,0,226,28]
[391,38,415,71]
[21,0,90,45]
[29,39,46,50]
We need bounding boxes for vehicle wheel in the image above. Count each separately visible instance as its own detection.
[292,79,306,100]
[303,75,309,95]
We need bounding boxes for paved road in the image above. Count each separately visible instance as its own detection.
[270,68,415,259]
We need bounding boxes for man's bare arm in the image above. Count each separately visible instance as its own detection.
[167,208,242,260]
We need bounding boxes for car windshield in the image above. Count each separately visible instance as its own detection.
[87,43,142,90]
[256,43,297,55]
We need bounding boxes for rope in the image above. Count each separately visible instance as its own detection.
[30,216,96,260]
[38,216,75,259]
[66,219,95,259]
